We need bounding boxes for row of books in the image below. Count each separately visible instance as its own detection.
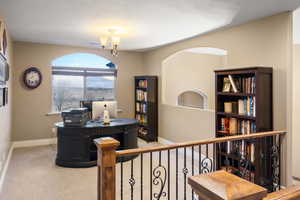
[224,97,256,116]
[222,75,256,94]
[136,114,147,125]
[220,118,256,135]
[137,80,148,88]
[136,90,147,101]
[136,102,147,113]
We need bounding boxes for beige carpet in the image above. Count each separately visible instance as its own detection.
[1,140,207,200]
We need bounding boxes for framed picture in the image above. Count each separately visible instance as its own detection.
[222,77,231,92]
[0,20,2,54]
[0,53,7,85]
[2,29,7,57]
[4,87,8,105]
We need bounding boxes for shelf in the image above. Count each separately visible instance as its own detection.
[216,131,235,136]
[136,111,147,115]
[136,100,148,103]
[217,92,255,97]
[136,87,147,90]
[216,112,256,120]
[139,124,148,128]
[219,152,241,161]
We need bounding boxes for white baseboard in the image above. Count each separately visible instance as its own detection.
[0,144,14,193]
[158,137,211,164]
[158,137,174,145]
[12,138,57,148]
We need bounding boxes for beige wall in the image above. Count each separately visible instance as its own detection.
[0,18,13,175]
[161,104,215,143]
[143,12,293,186]
[12,42,144,141]
[162,51,226,109]
[292,44,300,180]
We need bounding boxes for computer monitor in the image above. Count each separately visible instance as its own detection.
[92,101,117,120]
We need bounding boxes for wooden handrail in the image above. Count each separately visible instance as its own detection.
[188,171,300,200]
[117,130,286,157]
[264,186,300,200]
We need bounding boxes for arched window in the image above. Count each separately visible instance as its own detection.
[51,53,117,112]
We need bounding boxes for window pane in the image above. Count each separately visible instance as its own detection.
[52,75,84,112]
[85,76,115,101]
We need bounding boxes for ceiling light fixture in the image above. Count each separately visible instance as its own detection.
[99,28,121,57]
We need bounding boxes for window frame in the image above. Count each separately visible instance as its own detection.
[51,65,117,112]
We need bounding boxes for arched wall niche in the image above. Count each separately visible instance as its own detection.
[177,89,208,109]
[161,47,228,110]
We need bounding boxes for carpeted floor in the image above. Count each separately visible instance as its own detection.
[0,140,206,200]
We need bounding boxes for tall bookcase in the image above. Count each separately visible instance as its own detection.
[135,76,158,142]
[214,67,273,190]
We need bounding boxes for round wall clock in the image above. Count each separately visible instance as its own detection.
[23,67,42,89]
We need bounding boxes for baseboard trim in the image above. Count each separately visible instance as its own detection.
[0,144,14,193]
[158,137,210,163]
[158,137,174,145]
[12,138,57,148]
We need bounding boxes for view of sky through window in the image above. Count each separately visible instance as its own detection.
[52,53,111,68]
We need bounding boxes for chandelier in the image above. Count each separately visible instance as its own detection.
[99,28,121,57]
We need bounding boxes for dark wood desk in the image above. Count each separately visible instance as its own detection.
[55,118,138,168]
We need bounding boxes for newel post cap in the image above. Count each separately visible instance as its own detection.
[94,137,120,149]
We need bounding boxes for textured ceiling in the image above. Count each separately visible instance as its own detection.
[1,0,300,50]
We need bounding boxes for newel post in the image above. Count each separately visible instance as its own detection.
[188,170,268,200]
[95,137,120,200]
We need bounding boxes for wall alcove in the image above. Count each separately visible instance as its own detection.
[177,89,208,109]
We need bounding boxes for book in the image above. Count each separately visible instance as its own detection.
[238,99,245,115]
[247,97,250,115]
[229,118,237,134]
[224,102,232,113]
[232,102,238,114]
[228,75,238,93]
[222,77,231,92]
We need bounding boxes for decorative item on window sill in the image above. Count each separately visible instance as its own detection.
[99,28,121,57]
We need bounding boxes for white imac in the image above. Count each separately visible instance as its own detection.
[92,101,117,120]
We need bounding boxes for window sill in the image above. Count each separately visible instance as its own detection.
[46,109,123,116]
[46,112,61,116]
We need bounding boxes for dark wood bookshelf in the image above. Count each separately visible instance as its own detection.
[135,76,158,142]
[217,92,255,97]
[216,112,256,120]
[215,67,273,190]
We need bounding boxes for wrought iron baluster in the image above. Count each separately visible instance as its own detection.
[129,159,136,200]
[239,140,251,181]
[202,144,213,173]
[141,153,143,199]
[271,135,280,191]
[121,161,123,200]
[153,151,167,199]
[168,150,170,200]
[191,146,194,200]
[183,147,188,200]
[199,145,201,174]
[150,152,153,199]
[278,135,281,190]
[176,148,178,200]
